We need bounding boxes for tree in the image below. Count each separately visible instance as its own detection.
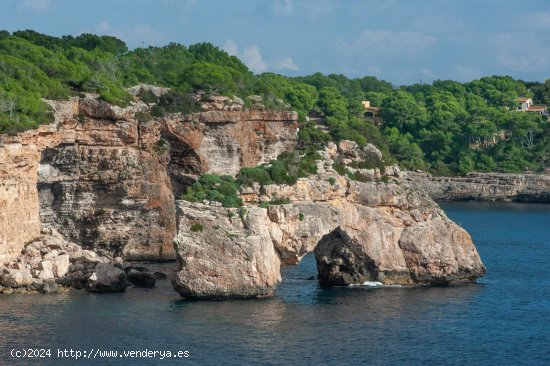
[381,90,429,132]
[182,62,237,95]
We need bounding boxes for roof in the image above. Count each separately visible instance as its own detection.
[518,97,532,102]
[527,105,547,111]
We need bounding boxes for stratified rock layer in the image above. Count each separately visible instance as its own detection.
[0,94,297,263]
[403,171,550,202]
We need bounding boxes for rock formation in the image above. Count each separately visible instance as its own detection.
[172,142,486,298]
[0,92,297,264]
[172,202,281,299]
[403,171,550,202]
[1,89,487,299]
[0,227,125,294]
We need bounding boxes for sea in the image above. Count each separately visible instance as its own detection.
[0,202,549,365]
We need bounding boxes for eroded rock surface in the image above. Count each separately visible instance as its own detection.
[0,93,297,263]
[172,142,486,297]
[172,202,281,299]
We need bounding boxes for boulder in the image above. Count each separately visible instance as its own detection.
[51,254,70,277]
[0,269,34,288]
[127,269,156,288]
[39,280,59,294]
[85,263,127,293]
[338,140,360,159]
[37,261,55,280]
[363,143,383,162]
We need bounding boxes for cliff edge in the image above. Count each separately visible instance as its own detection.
[0,91,297,264]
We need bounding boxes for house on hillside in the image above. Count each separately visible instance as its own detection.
[517,97,548,116]
[517,97,533,111]
[362,100,383,125]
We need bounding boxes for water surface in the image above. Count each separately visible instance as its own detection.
[1,202,549,365]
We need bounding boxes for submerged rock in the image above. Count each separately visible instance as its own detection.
[153,271,168,280]
[127,269,156,288]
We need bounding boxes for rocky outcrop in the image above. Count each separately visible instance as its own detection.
[0,93,297,264]
[172,202,281,299]
[403,171,550,202]
[172,142,486,298]
[0,227,125,294]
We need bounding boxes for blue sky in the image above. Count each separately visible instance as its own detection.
[1,0,550,85]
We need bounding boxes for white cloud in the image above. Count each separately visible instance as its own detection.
[242,45,268,73]
[271,0,294,15]
[17,0,52,12]
[272,57,300,71]
[223,39,239,56]
[83,21,165,47]
[223,39,267,73]
[224,39,299,73]
[93,21,112,34]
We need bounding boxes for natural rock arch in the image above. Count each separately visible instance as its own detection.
[171,178,487,299]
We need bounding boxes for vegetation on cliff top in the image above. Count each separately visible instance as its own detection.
[1,30,549,175]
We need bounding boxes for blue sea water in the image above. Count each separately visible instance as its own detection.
[1,202,549,365]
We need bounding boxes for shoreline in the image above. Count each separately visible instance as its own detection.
[403,171,550,203]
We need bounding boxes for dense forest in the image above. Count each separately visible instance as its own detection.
[1,30,549,175]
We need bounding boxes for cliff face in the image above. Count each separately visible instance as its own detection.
[0,94,297,263]
[403,171,550,202]
[172,143,486,298]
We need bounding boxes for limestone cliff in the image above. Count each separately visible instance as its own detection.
[172,143,486,298]
[0,93,297,264]
[403,171,550,202]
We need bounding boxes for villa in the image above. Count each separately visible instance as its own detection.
[517,97,548,116]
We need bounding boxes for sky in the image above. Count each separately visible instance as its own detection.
[1,0,549,85]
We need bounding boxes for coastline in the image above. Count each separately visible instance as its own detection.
[403,171,550,203]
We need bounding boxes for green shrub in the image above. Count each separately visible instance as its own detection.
[154,138,169,152]
[182,173,243,208]
[190,223,203,232]
[298,212,305,221]
[332,163,355,179]
[239,207,248,219]
[151,89,200,117]
[135,111,153,123]
[328,177,336,185]
[237,151,319,188]
[268,197,291,205]
[237,167,272,187]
